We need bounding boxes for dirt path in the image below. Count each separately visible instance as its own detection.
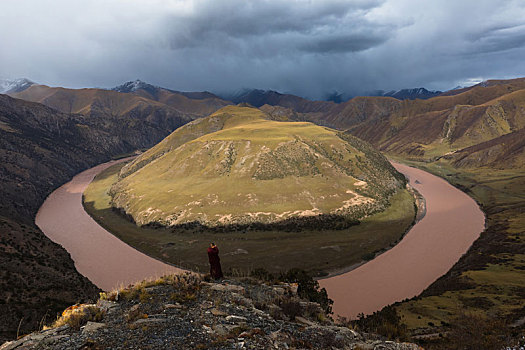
[318,162,485,319]
[35,159,182,291]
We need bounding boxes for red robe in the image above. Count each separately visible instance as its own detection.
[207,246,223,279]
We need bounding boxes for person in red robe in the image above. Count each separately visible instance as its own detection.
[207,243,223,279]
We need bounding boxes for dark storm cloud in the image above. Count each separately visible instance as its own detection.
[466,24,525,54]
[1,0,525,98]
[166,0,392,55]
[300,34,388,53]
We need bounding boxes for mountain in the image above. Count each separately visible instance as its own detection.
[110,105,404,229]
[222,88,334,112]
[11,85,190,149]
[344,78,525,158]
[112,79,231,114]
[380,87,442,100]
[0,94,142,341]
[10,83,231,136]
[446,127,525,169]
[0,78,34,94]
[255,78,525,161]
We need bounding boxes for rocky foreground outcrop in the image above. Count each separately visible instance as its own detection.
[1,274,421,350]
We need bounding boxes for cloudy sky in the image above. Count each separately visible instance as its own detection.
[2,0,525,98]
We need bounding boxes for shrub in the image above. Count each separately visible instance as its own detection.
[279,269,333,314]
[280,300,302,319]
[250,268,275,282]
[52,304,104,330]
[352,306,408,341]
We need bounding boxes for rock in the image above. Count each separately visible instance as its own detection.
[212,324,238,337]
[97,299,119,312]
[210,283,246,294]
[0,275,421,350]
[41,335,70,346]
[230,292,254,308]
[40,324,70,336]
[299,301,322,314]
[133,318,168,325]
[82,321,106,334]
[200,301,214,309]
[225,315,248,323]
[295,316,316,326]
[272,286,285,295]
[202,325,214,334]
[210,308,228,316]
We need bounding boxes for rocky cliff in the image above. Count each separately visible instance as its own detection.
[1,274,421,350]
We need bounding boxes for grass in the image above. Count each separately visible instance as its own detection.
[50,304,104,330]
[83,161,415,276]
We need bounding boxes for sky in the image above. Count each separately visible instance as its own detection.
[2,0,525,99]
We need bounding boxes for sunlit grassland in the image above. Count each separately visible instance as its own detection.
[83,162,415,276]
[112,107,402,227]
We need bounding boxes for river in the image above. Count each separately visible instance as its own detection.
[35,159,182,291]
[318,162,485,318]
[36,160,484,318]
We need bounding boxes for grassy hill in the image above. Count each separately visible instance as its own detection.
[84,105,415,275]
[109,106,405,228]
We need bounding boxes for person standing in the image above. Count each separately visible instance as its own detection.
[207,243,223,279]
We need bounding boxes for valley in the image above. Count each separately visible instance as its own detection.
[1,76,524,348]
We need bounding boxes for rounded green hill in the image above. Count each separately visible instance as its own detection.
[109,106,405,229]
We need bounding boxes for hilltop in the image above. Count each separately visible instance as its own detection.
[1,273,420,350]
[109,105,405,229]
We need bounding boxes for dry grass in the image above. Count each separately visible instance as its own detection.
[50,304,104,330]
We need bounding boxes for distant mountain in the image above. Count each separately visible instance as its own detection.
[114,79,224,100]
[332,78,525,162]
[0,78,35,94]
[112,79,162,94]
[373,87,442,100]
[223,88,294,107]
[220,88,335,115]
[323,87,442,103]
[232,78,525,165]
[112,79,231,114]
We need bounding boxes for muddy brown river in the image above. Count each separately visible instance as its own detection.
[35,159,182,291]
[36,160,484,318]
[319,162,485,318]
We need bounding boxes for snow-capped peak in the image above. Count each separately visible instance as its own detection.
[112,79,161,93]
[0,78,35,94]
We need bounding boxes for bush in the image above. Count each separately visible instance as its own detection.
[278,269,333,314]
[250,268,275,282]
[52,304,104,330]
[352,306,408,341]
